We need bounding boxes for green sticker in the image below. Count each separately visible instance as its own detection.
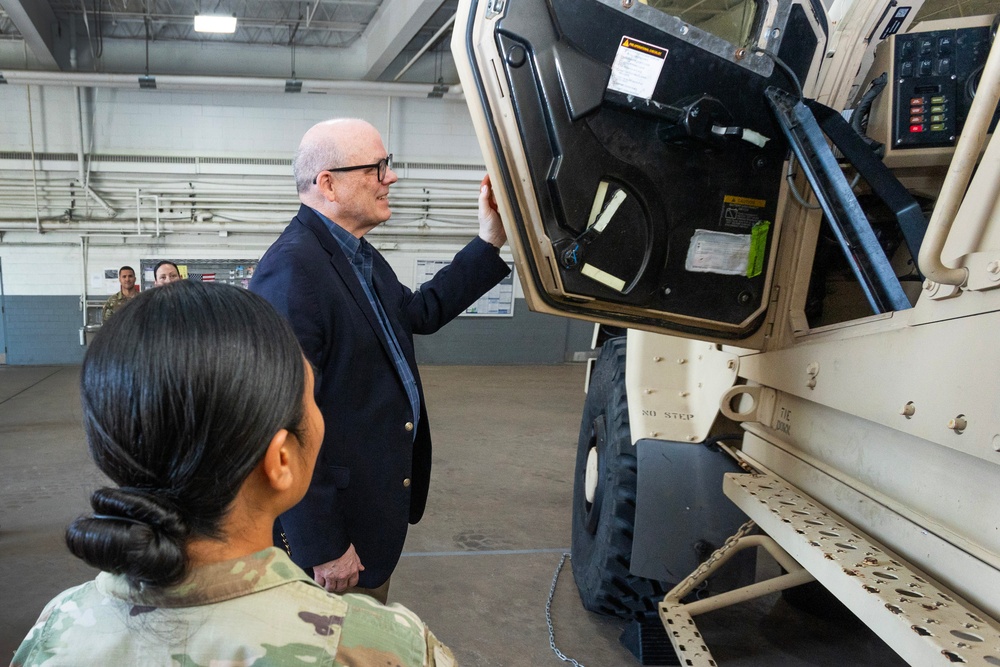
[746,219,771,278]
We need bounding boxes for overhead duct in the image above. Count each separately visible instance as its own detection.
[0,70,465,99]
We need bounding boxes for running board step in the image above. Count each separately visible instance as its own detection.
[723,472,1000,666]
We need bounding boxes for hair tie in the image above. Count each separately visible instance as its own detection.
[91,514,148,527]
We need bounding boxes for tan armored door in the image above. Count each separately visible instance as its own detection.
[453,0,829,346]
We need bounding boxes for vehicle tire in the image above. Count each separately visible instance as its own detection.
[571,336,673,617]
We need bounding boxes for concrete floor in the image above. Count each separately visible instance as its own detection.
[0,364,906,666]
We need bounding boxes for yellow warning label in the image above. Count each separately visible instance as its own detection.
[620,37,666,59]
[723,195,766,208]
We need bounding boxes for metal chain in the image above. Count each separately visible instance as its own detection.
[546,553,586,667]
[546,520,755,665]
[672,519,757,595]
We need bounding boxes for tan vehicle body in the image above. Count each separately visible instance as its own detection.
[455,0,1000,663]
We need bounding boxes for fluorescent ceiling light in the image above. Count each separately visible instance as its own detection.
[194,15,237,33]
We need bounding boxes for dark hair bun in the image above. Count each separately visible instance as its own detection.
[66,487,189,587]
[75,281,306,589]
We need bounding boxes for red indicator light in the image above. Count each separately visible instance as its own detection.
[910,124,925,133]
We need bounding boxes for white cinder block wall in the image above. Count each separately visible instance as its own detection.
[0,86,482,160]
[0,83,587,365]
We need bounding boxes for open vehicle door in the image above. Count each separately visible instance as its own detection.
[453,0,830,344]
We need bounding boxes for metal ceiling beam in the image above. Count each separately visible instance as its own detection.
[392,13,453,81]
[0,0,58,68]
[361,0,446,80]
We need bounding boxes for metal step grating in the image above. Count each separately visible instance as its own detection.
[724,472,1000,666]
[620,617,682,666]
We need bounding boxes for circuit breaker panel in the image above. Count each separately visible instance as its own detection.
[867,15,1000,166]
[893,25,998,149]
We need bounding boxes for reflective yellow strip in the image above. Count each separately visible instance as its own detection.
[581,263,626,291]
[587,181,609,228]
[593,189,628,232]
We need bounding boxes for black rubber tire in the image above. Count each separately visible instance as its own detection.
[571,337,673,618]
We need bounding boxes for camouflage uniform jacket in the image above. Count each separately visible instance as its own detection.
[11,547,456,667]
[101,291,135,321]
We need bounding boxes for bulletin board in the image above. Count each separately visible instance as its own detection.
[414,259,515,317]
[139,259,258,291]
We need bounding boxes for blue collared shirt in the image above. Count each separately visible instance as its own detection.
[314,209,421,440]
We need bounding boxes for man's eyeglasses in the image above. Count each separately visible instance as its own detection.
[313,154,393,184]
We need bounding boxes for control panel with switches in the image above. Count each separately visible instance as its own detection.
[892,24,997,148]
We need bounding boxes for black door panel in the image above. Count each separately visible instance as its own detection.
[457,0,827,338]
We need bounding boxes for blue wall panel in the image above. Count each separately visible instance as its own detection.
[413,300,593,365]
[3,296,86,365]
[0,297,7,363]
[1,296,594,366]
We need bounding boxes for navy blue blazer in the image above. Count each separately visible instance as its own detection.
[251,204,511,586]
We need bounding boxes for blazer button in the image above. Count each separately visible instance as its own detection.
[403,478,411,487]
[404,421,414,432]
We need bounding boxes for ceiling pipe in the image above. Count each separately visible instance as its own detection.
[393,14,456,82]
[74,87,117,217]
[25,84,41,234]
[0,220,477,238]
[0,70,465,99]
[80,236,89,333]
[69,13,77,70]
[305,0,322,28]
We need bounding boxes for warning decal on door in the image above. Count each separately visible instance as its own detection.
[719,194,766,232]
[607,36,668,100]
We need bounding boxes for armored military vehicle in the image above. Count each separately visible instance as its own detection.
[454,0,1000,662]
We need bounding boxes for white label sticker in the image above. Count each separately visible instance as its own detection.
[685,230,751,276]
[607,36,668,100]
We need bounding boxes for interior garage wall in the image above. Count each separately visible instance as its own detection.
[0,245,89,365]
[0,84,594,365]
[3,296,85,365]
[0,257,6,364]
[415,308,596,365]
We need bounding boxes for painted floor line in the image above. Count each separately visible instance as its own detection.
[401,547,570,558]
[0,368,64,407]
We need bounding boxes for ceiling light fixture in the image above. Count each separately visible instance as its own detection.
[428,82,449,99]
[194,14,237,34]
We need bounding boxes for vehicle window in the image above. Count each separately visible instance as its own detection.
[643,0,759,48]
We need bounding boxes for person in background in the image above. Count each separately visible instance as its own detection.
[153,260,181,286]
[11,280,456,667]
[101,265,138,321]
[250,118,509,604]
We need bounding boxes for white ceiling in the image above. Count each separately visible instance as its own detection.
[0,0,993,84]
[0,0,460,82]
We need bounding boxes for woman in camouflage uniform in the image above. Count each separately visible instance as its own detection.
[12,280,456,667]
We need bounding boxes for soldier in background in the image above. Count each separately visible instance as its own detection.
[100,266,137,321]
[153,260,182,286]
[11,281,455,667]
